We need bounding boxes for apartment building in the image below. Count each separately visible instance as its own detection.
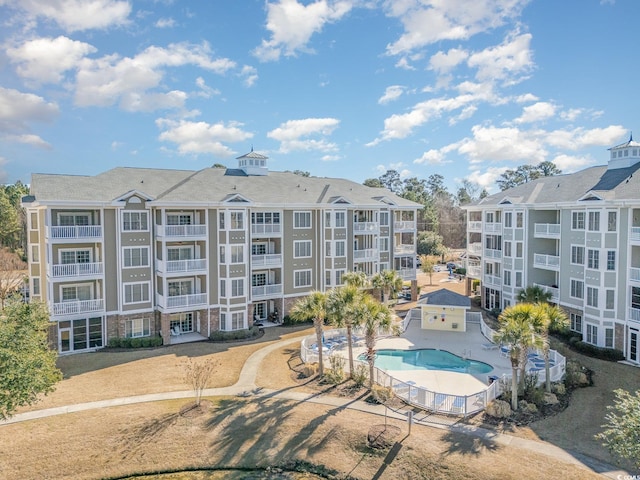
[464,137,640,364]
[22,151,420,354]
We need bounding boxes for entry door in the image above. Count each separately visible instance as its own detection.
[630,329,639,363]
[59,328,71,353]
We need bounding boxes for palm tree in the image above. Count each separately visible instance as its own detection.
[342,270,368,289]
[493,303,545,410]
[290,291,329,377]
[327,285,363,378]
[517,285,552,304]
[357,294,393,389]
[535,303,568,392]
[371,269,403,305]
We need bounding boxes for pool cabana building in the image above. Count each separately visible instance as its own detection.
[418,288,471,332]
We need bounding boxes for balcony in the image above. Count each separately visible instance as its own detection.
[467,243,482,255]
[485,222,502,233]
[157,259,207,274]
[484,248,502,259]
[354,248,379,262]
[49,225,102,241]
[631,267,640,284]
[467,265,481,278]
[468,221,482,232]
[50,262,103,278]
[251,254,283,267]
[52,298,104,316]
[630,307,640,322]
[394,244,415,255]
[534,223,561,239]
[397,268,416,281]
[156,224,207,238]
[353,222,378,233]
[632,227,640,244]
[533,253,560,271]
[533,283,559,303]
[157,293,207,309]
[251,223,281,236]
[485,274,501,287]
[252,284,283,299]
[393,220,415,231]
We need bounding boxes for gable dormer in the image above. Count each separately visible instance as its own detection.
[236,148,268,176]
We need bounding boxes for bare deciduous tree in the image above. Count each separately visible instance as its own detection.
[0,248,27,309]
[183,358,218,407]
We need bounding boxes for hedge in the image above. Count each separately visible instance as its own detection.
[108,336,163,349]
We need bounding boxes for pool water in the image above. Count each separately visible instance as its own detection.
[361,348,493,374]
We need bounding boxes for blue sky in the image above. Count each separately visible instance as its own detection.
[0,0,637,194]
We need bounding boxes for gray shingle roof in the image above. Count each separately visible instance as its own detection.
[418,288,471,308]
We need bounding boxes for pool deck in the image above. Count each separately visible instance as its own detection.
[346,316,514,396]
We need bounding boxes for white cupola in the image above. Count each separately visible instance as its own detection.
[608,133,640,169]
[236,147,269,176]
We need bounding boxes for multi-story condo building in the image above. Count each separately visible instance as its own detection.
[22,151,420,354]
[464,137,640,364]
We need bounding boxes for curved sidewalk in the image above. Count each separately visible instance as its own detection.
[0,334,629,479]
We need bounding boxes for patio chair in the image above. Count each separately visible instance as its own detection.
[482,343,499,350]
[431,393,447,411]
[499,346,511,358]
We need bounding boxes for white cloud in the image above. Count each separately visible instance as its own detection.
[414,149,448,165]
[560,108,583,122]
[321,154,340,161]
[240,65,258,87]
[458,125,547,164]
[545,125,627,150]
[514,101,556,124]
[3,133,52,149]
[385,0,529,56]
[515,93,538,103]
[7,36,96,84]
[253,0,354,61]
[155,17,176,28]
[156,118,253,156]
[428,48,469,74]
[194,77,220,98]
[3,0,131,32]
[378,85,405,105]
[268,117,340,153]
[467,32,533,86]
[0,87,59,134]
[552,154,595,173]
[466,166,510,191]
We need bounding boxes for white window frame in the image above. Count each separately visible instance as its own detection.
[586,324,598,345]
[587,249,599,270]
[586,286,598,308]
[607,211,617,232]
[379,211,389,226]
[570,279,584,299]
[123,247,149,268]
[230,211,244,230]
[607,251,616,271]
[336,211,346,227]
[231,245,244,264]
[123,282,150,305]
[61,283,93,302]
[571,246,584,265]
[58,212,90,226]
[167,213,193,225]
[604,327,614,348]
[605,290,615,310]
[570,312,582,333]
[125,318,150,338]
[59,248,92,265]
[294,240,312,258]
[572,211,585,230]
[294,211,312,229]
[231,278,244,297]
[294,269,312,288]
[587,211,600,231]
[335,240,345,257]
[122,211,148,232]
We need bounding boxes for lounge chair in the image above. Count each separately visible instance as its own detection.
[431,393,447,411]
[499,346,511,358]
[482,343,499,350]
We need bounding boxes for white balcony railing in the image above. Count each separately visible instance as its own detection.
[398,268,416,280]
[353,222,378,233]
[485,222,502,233]
[630,307,640,322]
[52,298,104,316]
[534,223,561,238]
[467,243,482,255]
[252,284,283,298]
[157,293,207,309]
[484,248,502,259]
[156,224,207,238]
[51,262,103,278]
[251,254,283,267]
[393,221,415,231]
[632,227,640,242]
[251,224,281,235]
[533,253,560,270]
[157,259,207,273]
[631,267,640,284]
[485,274,501,286]
[49,225,102,240]
[394,244,415,255]
[534,283,559,303]
[354,248,379,261]
[468,221,482,232]
[467,265,481,278]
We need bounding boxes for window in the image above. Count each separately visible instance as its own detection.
[220,279,226,297]
[379,237,389,252]
[124,282,150,304]
[231,245,244,263]
[605,328,614,348]
[515,271,522,288]
[325,241,332,257]
[570,313,582,333]
[167,213,192,225]
[607,211,617,231]
[123,247,149,267]
[294,270,312,287]
[586,287,598,307]
[504,212,512,228]
[294,211,311,228]
[486,212,494,223]
[230,211,244,230]
[586,324,598,345]
[572,211,585,230]
[516,242,523,258]
[516,212,523,228]
[379,212,388,226]
[335,240,345,257]
[571,246,584,265]
[125,318,150,338]
[168,246,192,261]
[30,212,38,230]
[31,245,39,263]
[219,212,225,229]
[605,290,615,310]
[570,279,584,299]
[336,270,345,285]
[62,284,92,301]
[325,212,331,227]
[231,312,244,330]
[294,240,312,258]
[122,211,148,231]
[32,277,40,296]
[336,211,346,227]
[59,213,90,226]
[168,279,192,296]
[504,241,512,257]
[588,211,600,231]
[632,286,640,310]
[587,249,599,269]
[607,251,616,271]
[61,249,91,265]
[231,279,244,297]
[503,270,511,286]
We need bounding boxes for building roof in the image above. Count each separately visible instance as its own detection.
[418,288,471,308]
[469,161,640,207]
[25,166,421,209]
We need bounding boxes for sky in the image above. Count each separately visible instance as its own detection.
[0,0,638,195]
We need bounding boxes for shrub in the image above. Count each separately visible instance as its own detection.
[572,341,625,361]
[351,363,368,387]
[108,337,122,348]
[370,385,394,404]
[323,355,345,385]
[130,337,142,348]
[209,326,261,342]
[301,363,318,378]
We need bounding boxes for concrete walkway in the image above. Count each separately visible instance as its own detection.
[0,334,630,478]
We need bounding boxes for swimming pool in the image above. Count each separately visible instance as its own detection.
[360,348,493,374]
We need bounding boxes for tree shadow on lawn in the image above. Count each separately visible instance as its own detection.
[438,428,501,458]
[56,324,312,379]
